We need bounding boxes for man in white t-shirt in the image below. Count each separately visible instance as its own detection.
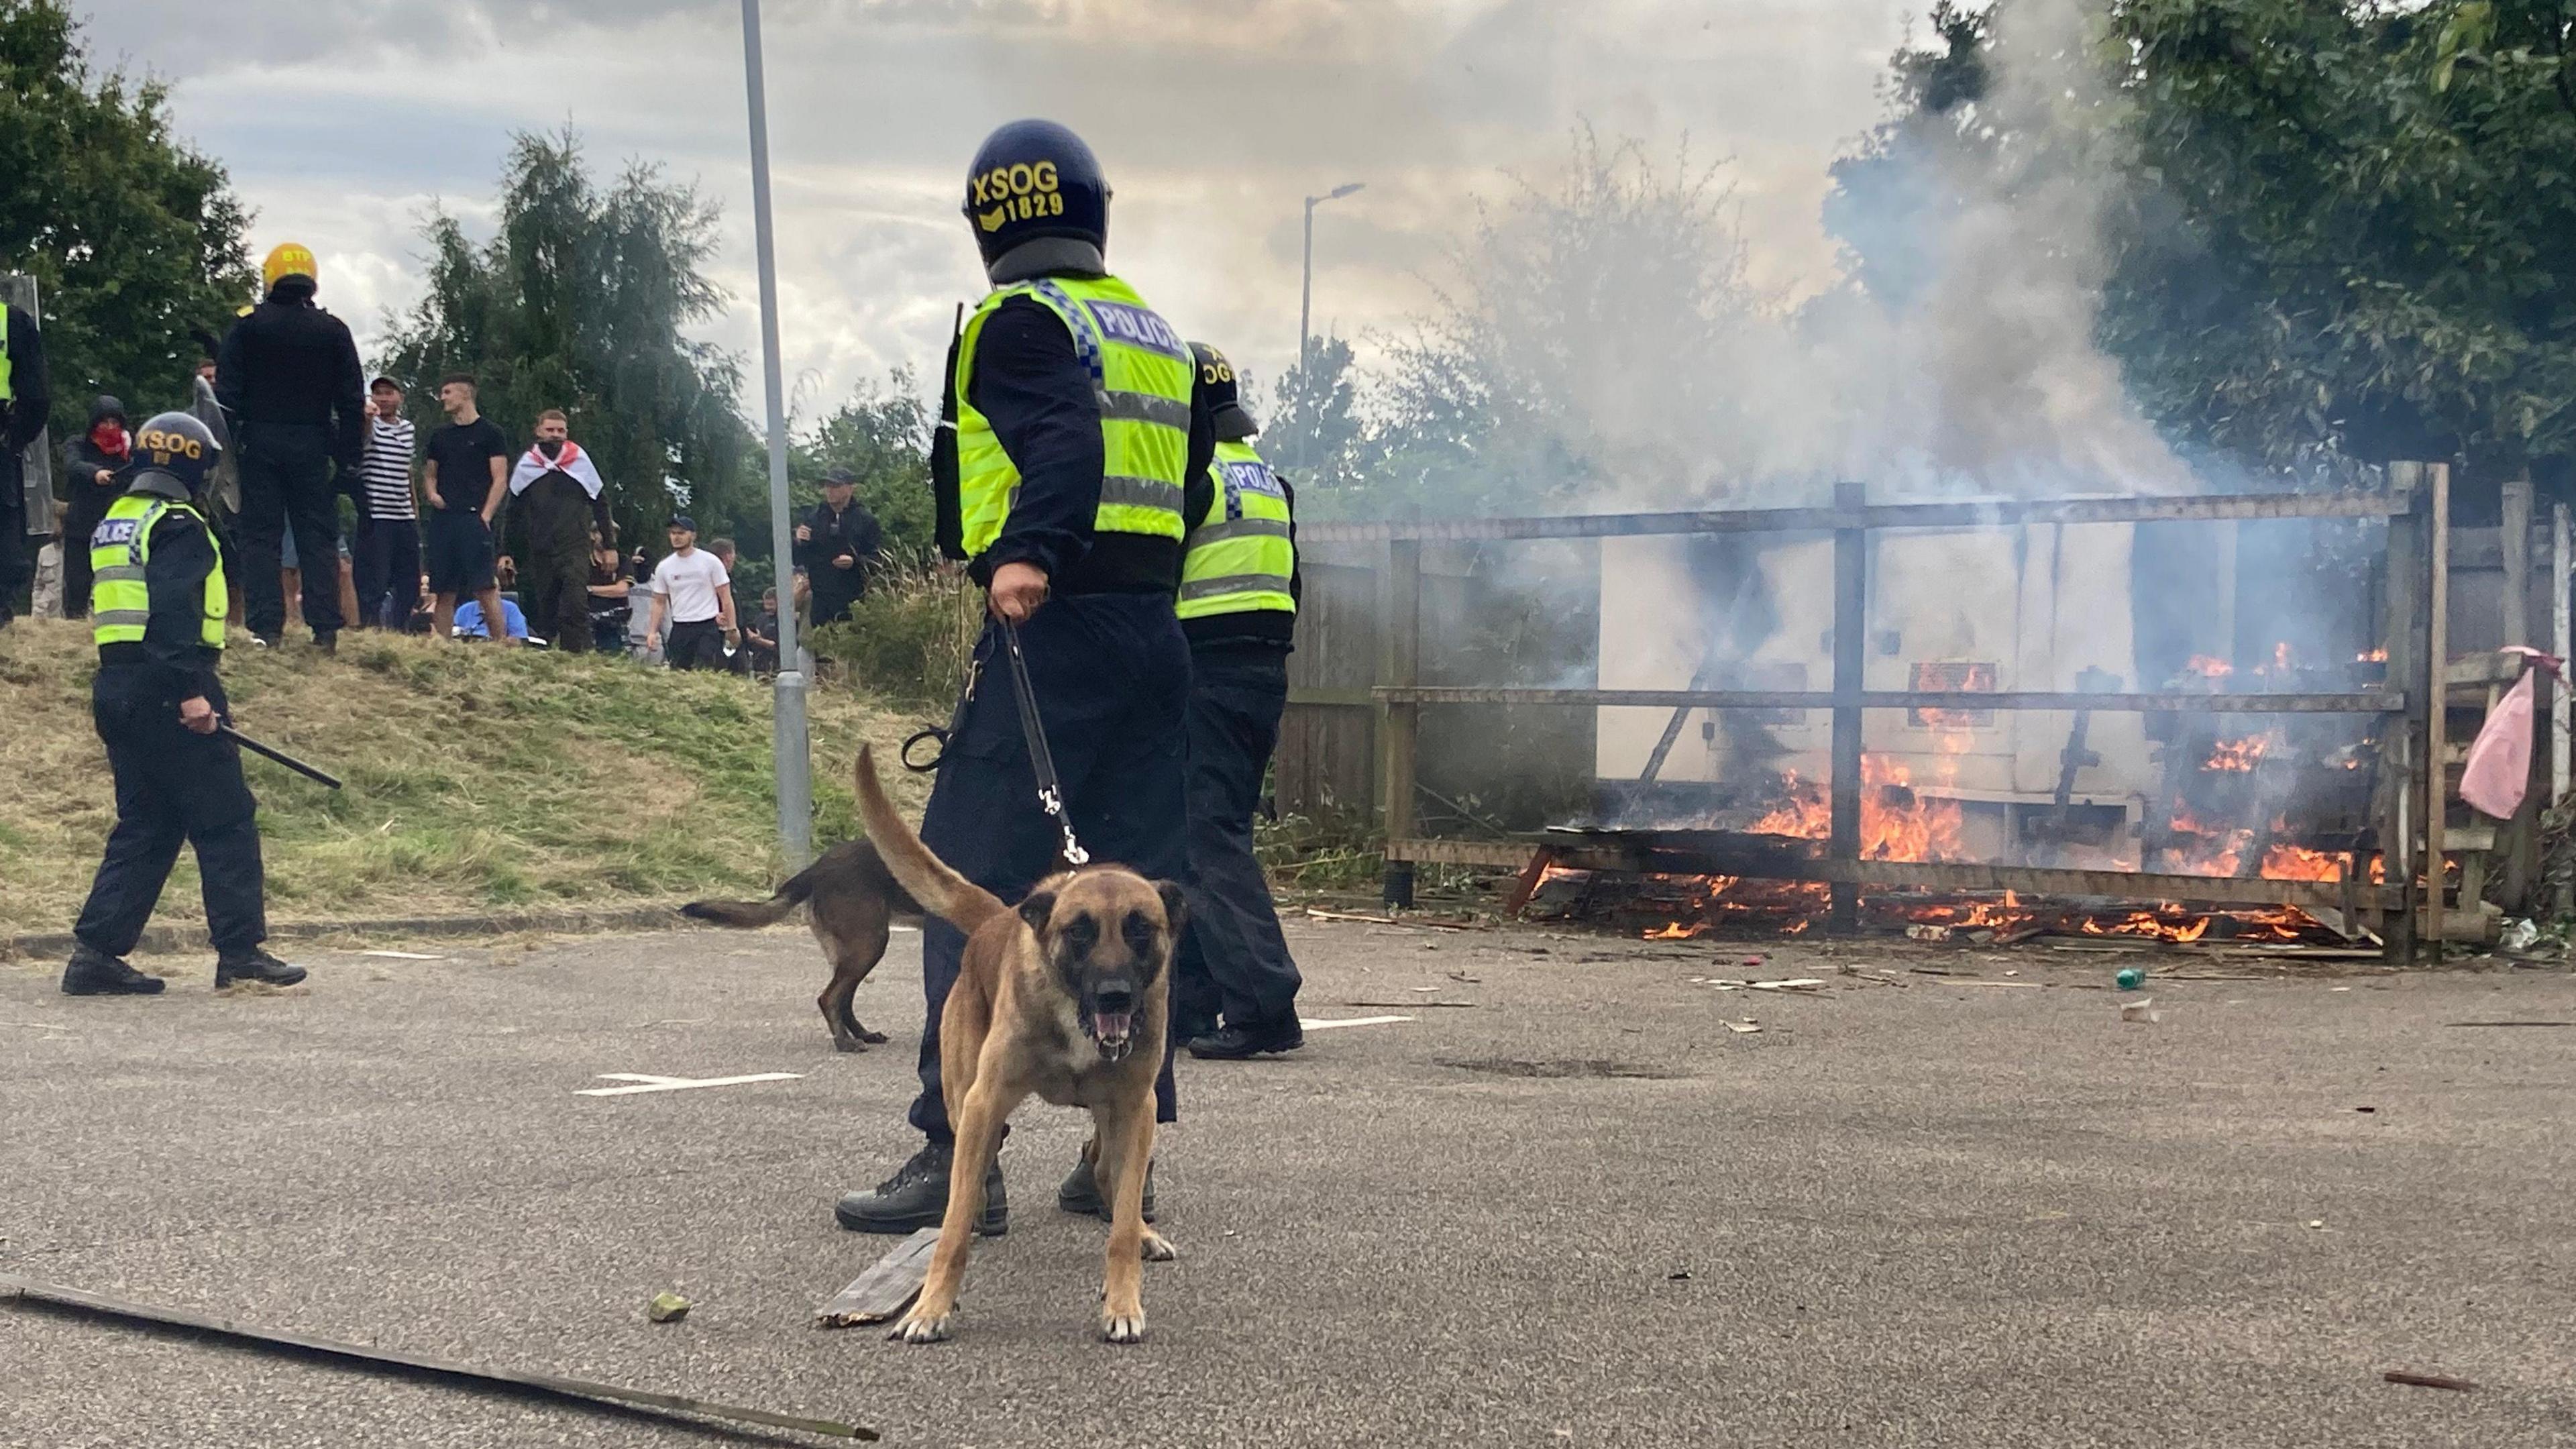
[646,515,737,671]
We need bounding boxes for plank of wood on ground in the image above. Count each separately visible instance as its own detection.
[815,1228,940,1328]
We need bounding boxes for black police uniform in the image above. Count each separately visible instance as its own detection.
[67,472,285,988]
[216,277,365,642]
[0,303,52,625]
[1169,404,1305,1054]
[837,120,1214,1236]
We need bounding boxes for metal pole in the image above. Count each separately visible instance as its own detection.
[1299,197,1316,380]
[741,0,812,869]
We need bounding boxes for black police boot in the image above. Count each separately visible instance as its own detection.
[215,949,308,989]
[1187,1017,1306,1060]
[835,1141,1006,1236]
[312,631,338,655]
[1057,1156,1157,1222]
[61,945,166,997]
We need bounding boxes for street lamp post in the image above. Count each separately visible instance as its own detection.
[739,0,812,869]
[1297,182,1364,380]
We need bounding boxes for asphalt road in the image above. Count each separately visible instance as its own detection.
[3,920,2572,1448]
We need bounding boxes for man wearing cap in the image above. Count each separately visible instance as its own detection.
[215,243,366,651]
[62,411,306,997]
[1171,343,1305,1059]
[645,515,737,671]
[794,466,883,630]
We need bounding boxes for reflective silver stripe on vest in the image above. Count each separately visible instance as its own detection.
[1178,572,1289,602]
[1187,518,1293,546]
[92,609,152,629]
[91,565,151,585]
[1100,476,1184,513]
[1097,388,1191,431]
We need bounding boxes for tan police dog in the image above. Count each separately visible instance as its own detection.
[849,744,1183,1345]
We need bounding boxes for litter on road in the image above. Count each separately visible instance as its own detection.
[576,1072,804,1097]
[1302,1015,1415,1031]
[2383,1370,2477,1392]
[817,1228,940,1328]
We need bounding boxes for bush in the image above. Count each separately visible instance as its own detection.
[808,551,979,707]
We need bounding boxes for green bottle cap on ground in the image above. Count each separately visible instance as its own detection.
[2116,967,2145,991]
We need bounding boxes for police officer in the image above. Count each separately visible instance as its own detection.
[60,412,307,997]
[0,298,53,629]
[835,119,1214,1235]
[1171,343,1305,1059]
[216,243,366,651]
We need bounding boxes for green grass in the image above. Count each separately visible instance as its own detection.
[0,620,932,937]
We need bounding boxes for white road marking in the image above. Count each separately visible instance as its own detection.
[1301,1016,1414,1031]
[356,950,447,960]
[577,1072,805,1097]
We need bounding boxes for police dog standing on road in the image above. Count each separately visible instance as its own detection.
[847,745,1183,1345]
[679,841,924,1053]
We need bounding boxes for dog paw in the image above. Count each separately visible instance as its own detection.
[833,1038,867,1054]
[858,1028,891,1044]
[1141,1230,1178,1263]
[1099,1309,1147,1344]
[889,1311,953,1344]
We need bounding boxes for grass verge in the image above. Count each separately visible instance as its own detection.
[0,620,932,939]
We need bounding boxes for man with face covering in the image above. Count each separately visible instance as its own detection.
[832,118,1216,1238]
[59,395,130,619]
[505,409,614,649]
[215,243,366,651]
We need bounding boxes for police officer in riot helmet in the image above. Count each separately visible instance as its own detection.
[62,411,307,997]
[835,119,1217,1235]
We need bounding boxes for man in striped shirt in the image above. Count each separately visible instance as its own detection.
[351,376,420,630]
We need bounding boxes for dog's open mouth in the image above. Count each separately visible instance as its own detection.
[1088,1010,1134,1060]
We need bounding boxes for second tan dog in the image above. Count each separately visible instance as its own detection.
[849,743,1183,1346]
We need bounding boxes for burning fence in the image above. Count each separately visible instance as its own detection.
[1309,480,2438,957]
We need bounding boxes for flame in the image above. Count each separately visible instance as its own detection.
[2356,647,2388,663]
[1746,756,1966,863]
[2258,843,2345,881]
[2202,735,2270,772]
[2184,655,2233,679]
[2270,641,2294,673]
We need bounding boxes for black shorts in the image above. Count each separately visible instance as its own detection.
[425,512,495,596]
[665,618,727,671]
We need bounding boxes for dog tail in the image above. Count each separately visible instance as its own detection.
[680,863,820,929]
[853,743,1006,935]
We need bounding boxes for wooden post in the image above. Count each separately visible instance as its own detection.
[1829,482,1866,934]
[2502,476,2541,911]
[2424,463,2451,959]
[1379,537,1421,908]
[2378,466,2422,965]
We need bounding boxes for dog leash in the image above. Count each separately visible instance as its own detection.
[900,639,984,773]
[1000,619,1089,867]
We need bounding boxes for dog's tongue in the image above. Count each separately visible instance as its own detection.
[1091,1010,1132,1044]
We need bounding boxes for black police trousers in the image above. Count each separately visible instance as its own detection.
[73,669,268,958]
[0,462,27,621]
[908,593,1191,1143]
[1171,646,1303,1035]
[235,422,344,639]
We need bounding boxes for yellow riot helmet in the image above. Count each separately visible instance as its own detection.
[261,242,318,294]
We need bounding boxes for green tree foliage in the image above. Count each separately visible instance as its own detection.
[792,368,935,556]
[380,129,758,550]
[0,0,254,438]
[1836,0,2576,478]
[1255,335,1371,506]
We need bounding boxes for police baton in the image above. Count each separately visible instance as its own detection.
[217,724,344,790]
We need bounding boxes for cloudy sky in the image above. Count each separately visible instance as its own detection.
[81,0,1913,419]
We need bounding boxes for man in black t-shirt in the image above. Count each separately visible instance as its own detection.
[794,467,883,629]
[421,374,511,643]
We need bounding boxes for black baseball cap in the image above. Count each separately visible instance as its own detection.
[667,515,698,533]
[821,467,857,488]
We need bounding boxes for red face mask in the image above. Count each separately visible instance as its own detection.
[92,421,129,459]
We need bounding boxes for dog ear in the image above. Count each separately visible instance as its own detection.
[1016,888,1057,934]
[1155,879,1189,938]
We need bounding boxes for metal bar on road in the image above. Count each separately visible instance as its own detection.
[1299,489,2415,545]
[1371,686,2407,714]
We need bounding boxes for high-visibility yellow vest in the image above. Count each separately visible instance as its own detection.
[91,492,227,649]
[1177,440,1296,619]
[951,273,1192,559]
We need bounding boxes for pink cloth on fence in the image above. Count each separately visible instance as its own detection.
[2458,648,2561,819]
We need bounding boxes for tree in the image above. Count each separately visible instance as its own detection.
[1833,0,2576,480]
[794,368,936,557]
[0,0,255,439]
[1254,337,1372,508]
[380,129,758,551]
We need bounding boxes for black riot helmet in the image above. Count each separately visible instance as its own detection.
[1191,342,1260,441]
[962,119,1110,272]
[127,411,221,498]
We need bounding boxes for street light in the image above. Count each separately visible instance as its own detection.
[1299,182,1364,378]
[739,0,812,869]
